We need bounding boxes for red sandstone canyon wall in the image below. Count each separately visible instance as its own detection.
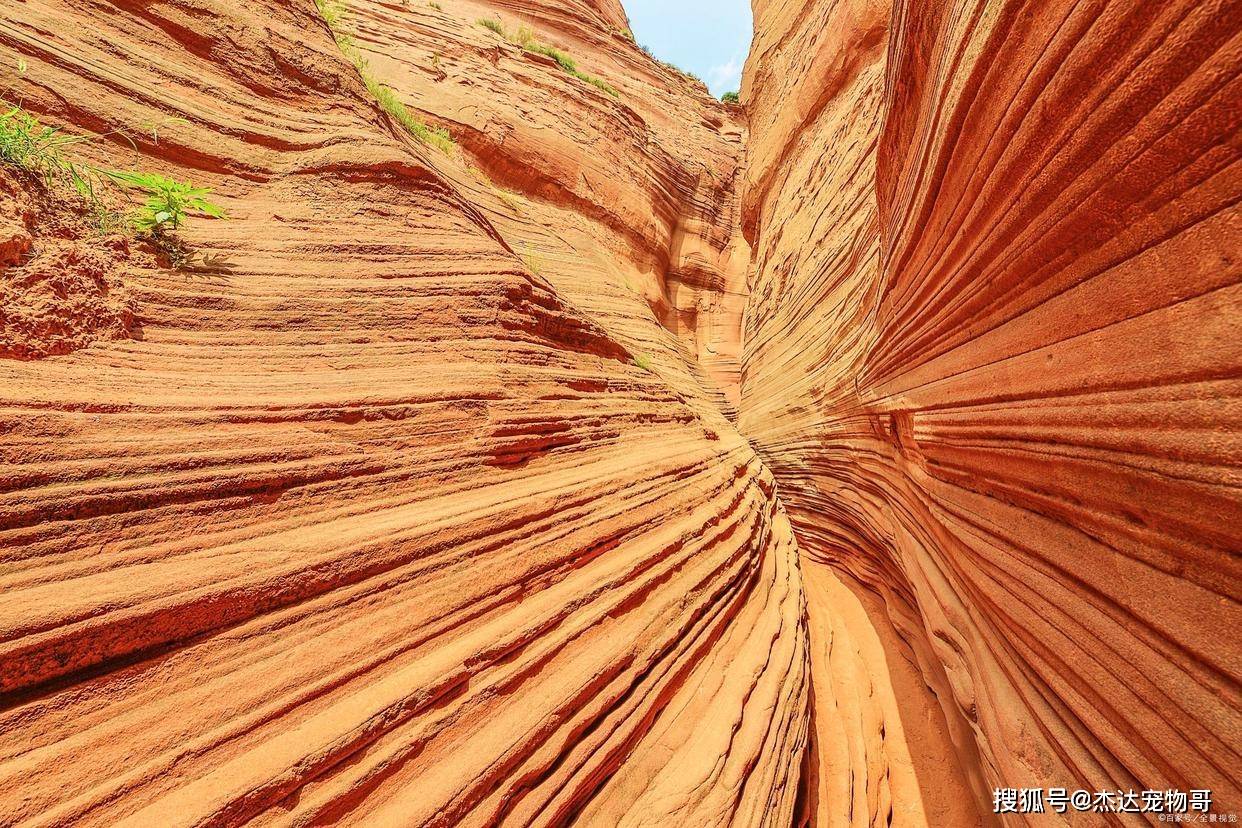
[0,0,799,823]
[738,0,1241,823]
[342,0,751,409]
[0,0,1238,824]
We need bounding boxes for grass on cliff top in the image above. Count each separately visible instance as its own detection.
[316,0,455,153]
[721,91,739,104]
[476,18,619,98]
[664,62,704,86]
[636,45,705,89]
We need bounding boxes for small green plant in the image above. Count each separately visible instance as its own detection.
[1,105,89,184]
[477,17,505,36]
[632,353,653,372]
[315,0,454,153]
[721,91,739,104]
[429,1,441,9]
[16,57,28,76]
[477,18,618,97]
[102,171,226,236]
[0,104,225,255]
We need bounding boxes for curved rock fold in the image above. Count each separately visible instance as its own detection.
[0,0,1238,825]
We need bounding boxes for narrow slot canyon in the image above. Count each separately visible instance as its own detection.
[0,0,1238,825]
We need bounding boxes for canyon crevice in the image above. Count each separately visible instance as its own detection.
[0,0,1238,825]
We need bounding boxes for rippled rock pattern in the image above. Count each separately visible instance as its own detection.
[0,0,801,824]
[739,0,1240,823]
[1,0,1238,825]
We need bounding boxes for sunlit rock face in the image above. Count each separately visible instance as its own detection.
[739,0,1241,822]
[0,0,801,823]
[0,0,1237,824]
[342,0,752,410]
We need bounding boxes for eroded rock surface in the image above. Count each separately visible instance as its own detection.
[0,169,137,359]
[344,0,751,409]
[0,0,1238,824]
[0,1,799,824]
[739,0,1241,823]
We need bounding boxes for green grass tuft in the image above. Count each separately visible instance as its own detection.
[721,91,739,104]
[314,0,353,47]
[526,42,577,73]
[478,18,618,97]
[316,0,454,153]
[363,73,455,153]
[477,17,506,36]
[632,353,653,372]
[1,104,95,186]
[1,103,225,244]
[314,0,348,28]
[575,71,618,97]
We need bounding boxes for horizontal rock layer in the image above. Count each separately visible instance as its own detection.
[738,0,1241,823]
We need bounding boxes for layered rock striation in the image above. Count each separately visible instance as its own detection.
[0,0,797,823]
[342,0,751,409]
[0,0,1238,825]
[739,0,1241,823]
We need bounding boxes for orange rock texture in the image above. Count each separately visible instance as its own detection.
[0,0,1238,825]
[0,0,800,823]
[739,0,1241,823]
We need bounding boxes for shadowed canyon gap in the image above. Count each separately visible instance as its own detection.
[0,0,1238,825]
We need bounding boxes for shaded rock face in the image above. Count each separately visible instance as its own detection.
[0,0,1237,827]
[739,0,1241,823]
